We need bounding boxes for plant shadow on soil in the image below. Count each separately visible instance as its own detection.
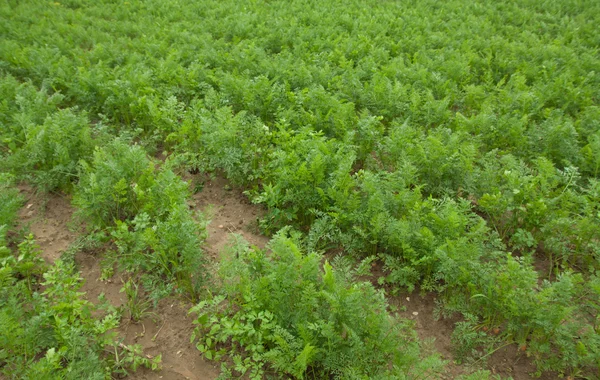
[16,179,555,379]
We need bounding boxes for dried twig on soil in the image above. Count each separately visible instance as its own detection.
[152,320,167,342]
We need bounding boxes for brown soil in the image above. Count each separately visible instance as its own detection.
[389,292,463,378]
[77,252,125,308]
[76,249,221,380]
[17,185,77,264]
[389,291,553,379]
[114,175,268,380]
[485,342,549,380]
[189,175,270,254]
[14,183,226,380]
[15,178,267,380]
[15,179,556,380]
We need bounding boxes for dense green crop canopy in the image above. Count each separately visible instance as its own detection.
[1,0,599,378]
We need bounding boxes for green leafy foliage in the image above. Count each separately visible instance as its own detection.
[0,174,23,247]
[120,279,155,322]
[2,0,600,376]
[0,75,94,191]
[73,140,154,227]
[0,235,160,379]
[9,109,94,191]
[74,139,207,300]
[190,231,445,379]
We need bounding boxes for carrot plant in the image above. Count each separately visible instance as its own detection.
[2,0,600,376]
[74,139,208,301]
[0,180,160,379]
[0,75,95,192]
[190,231,445,379]
[0,246,161,379]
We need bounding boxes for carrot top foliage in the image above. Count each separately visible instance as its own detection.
[1,0,599,377]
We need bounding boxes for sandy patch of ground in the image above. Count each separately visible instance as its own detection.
[189,175,270,255]
[17,185,76,264]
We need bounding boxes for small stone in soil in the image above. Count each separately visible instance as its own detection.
[412,312,419,316]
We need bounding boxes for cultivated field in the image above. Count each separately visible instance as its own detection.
[1,0,599,379]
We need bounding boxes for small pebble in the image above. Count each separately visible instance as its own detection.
[412,312,419,316]
[218,224,224,229]
[406,297,410,301]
